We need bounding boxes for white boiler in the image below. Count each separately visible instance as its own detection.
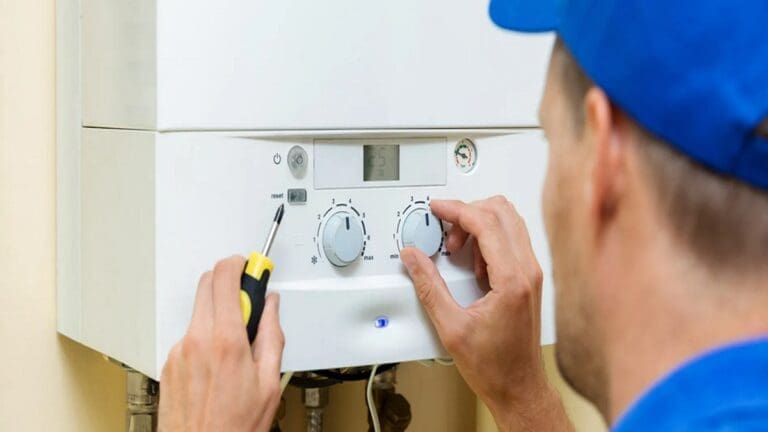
[57,0,555,379]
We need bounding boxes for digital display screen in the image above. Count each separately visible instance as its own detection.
[364,145,400,181]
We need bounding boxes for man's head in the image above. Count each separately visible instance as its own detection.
[491,0,768,418]
[538,35,768,414]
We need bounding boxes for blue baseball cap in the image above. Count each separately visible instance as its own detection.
[490,0,768,190]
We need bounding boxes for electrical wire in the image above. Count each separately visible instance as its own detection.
[366,364,381,432]
[280,372,294,395]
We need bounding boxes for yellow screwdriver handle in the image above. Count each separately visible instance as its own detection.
[240,252,274,344]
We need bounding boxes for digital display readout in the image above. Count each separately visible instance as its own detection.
[363,145,400,181]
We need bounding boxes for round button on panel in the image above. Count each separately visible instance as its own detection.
[401,208,443,257]
[322,211,364,267]
[287,145,308,178]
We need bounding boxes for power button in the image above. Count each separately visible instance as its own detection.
[288,146,308,178]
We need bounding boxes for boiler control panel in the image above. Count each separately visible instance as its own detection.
[76,128,554,376]
[154,131,554,372]
[308,137,451,271]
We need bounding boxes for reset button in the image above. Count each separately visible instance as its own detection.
[287,188,307,204]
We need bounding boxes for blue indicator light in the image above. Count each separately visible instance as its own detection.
[375,316,390,329]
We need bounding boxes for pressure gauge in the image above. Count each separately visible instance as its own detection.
[454,138,477,173]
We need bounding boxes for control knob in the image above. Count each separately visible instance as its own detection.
[322,211,364,267]
[401,208,442,257]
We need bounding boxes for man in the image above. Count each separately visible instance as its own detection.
[159,0,768,430]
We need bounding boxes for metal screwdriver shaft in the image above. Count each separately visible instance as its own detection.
[262,204,284,257]
[241,203,285,343]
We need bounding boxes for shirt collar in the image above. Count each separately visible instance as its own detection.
[612,337,768,431]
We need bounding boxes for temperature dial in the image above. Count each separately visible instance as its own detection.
[322,211,364,267]
[401,208,443,257]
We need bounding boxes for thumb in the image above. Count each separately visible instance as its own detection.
[401,247,464,336]
[252,294,285,376]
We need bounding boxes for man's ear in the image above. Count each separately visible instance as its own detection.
[582,87,626,231]
[757,118,768,139]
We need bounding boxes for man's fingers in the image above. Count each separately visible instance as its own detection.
[212,255,248,331]
[429,200,469,225]
[473,240,488,280]
[435,200,470,253]
[430,200,494,242]
[188,271,214,335]
[445,223,470,253]
[431,199,516,273]
[401,247,465,334]
[252,294,285,377]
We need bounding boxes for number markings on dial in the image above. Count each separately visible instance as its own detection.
[316,201,368,267]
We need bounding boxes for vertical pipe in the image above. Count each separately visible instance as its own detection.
[303,386,329,432]
[126,369,159,432]
[369,367,412,432]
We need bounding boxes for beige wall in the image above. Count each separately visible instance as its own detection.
[0,1,125,431]
[0,1,605,430]
[280,363,477,431]
[476,346,607,432]
[278,346,606,432]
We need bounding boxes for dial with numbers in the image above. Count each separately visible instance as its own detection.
[316,201,368,267]
[401,208,443,257]
[322,210,364,267]
[395,199,444,258]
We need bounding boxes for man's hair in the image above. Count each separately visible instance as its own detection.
[554,37,768,272]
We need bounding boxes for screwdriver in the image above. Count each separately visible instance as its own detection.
[241,203,285,344]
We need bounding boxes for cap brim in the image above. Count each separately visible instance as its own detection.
[489,0,562,32]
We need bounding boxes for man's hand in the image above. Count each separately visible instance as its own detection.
[159,256,285,432]
[401,197,572,431]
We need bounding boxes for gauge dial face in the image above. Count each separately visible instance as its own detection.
[454,138,477,173]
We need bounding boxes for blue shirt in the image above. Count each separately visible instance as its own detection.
[613,338,768,431]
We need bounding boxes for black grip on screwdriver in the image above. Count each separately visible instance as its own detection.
[240,252,273,344]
